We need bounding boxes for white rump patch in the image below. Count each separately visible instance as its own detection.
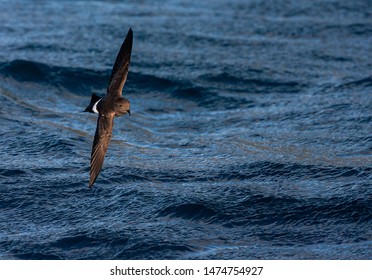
[92,99,101,114]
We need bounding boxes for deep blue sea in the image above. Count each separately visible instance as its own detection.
[0,0,371,260]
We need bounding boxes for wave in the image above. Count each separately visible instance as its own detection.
[108,161,371,184]
[199,72,305,93]
[0,59,313,113]
[0,60,209,100]
[4,229,194,259]
[0,60,107,94]
[157,195,371,228]
[338,77,372,89]
[0,59,192,94]
[216,161,372,181]
[0,59,306,105]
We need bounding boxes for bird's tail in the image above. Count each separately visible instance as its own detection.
[84,93,102,113]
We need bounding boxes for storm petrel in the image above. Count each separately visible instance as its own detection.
[84,28,133,187]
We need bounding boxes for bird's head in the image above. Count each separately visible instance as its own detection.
[114,97,131,116]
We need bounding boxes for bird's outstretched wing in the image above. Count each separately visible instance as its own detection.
[107,28,133,97]
[89,114,115,187]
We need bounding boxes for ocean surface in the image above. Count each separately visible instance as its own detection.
[0,0,371,260]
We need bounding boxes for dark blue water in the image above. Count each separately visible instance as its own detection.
[0,0,371,260]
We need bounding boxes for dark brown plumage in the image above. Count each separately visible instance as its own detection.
[85,28,133,188]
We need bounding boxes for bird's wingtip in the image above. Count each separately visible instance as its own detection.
[88,177,96,188]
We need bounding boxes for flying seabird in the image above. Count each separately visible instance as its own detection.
[84,28,133,187]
